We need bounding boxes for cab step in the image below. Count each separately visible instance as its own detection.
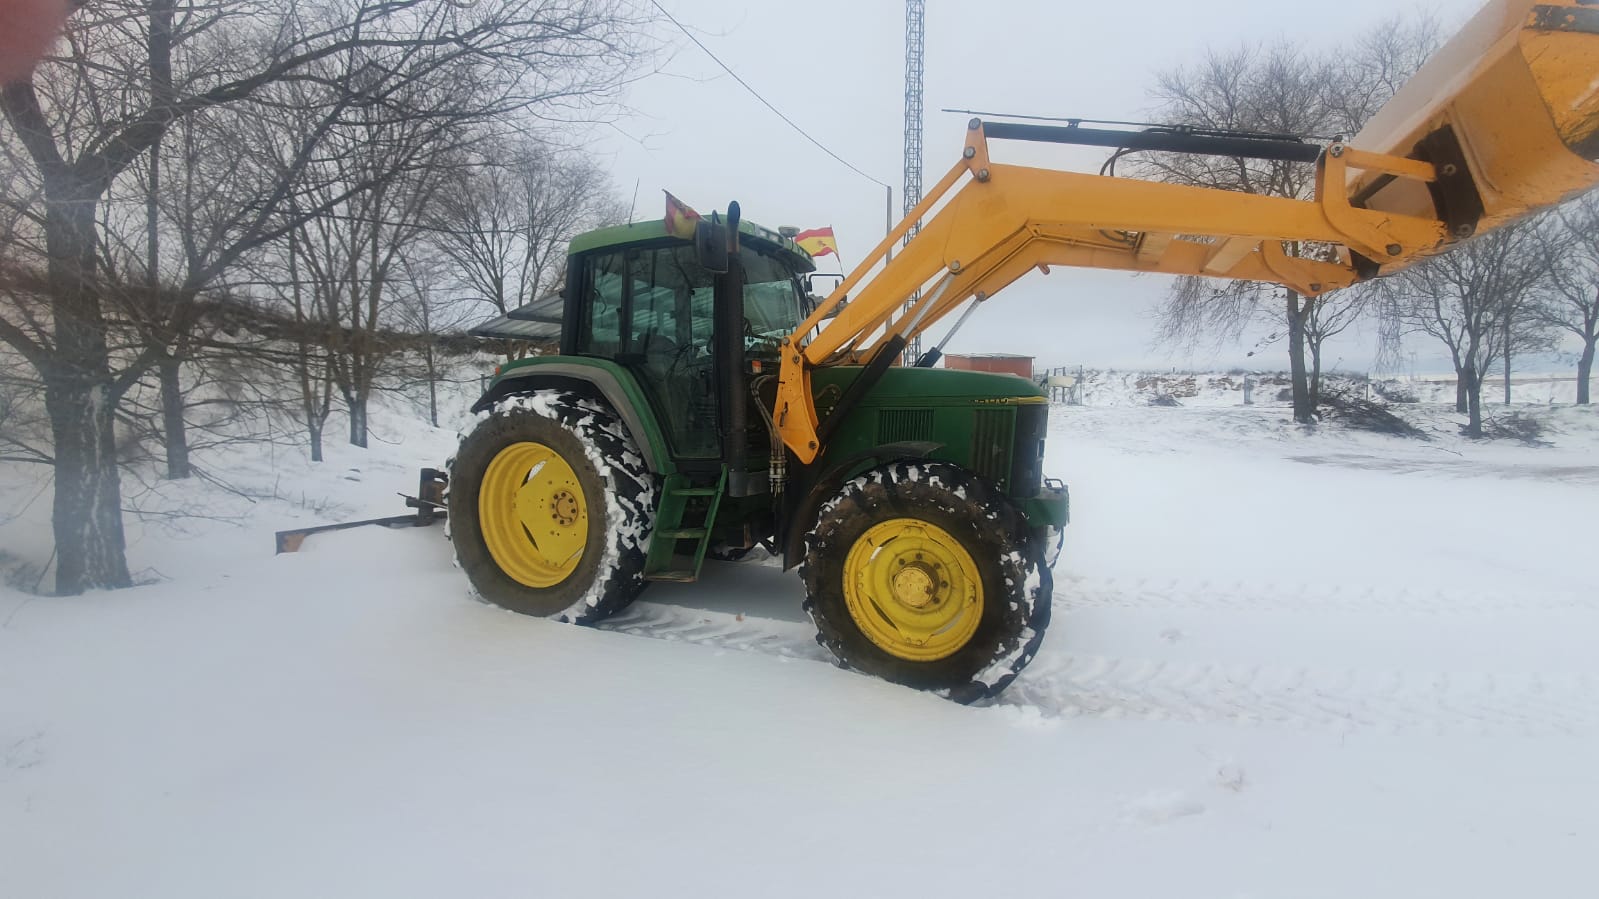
[646,569,699,583]
[642,467,727,584]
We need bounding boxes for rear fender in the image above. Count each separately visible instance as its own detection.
[475,359,672,475]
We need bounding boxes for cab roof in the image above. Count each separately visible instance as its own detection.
[568,217,817,273]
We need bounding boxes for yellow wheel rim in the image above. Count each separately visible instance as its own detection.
[842,518,984,662]
[478,441,589,588]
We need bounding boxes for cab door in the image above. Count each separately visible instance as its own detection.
[571,243,721,460]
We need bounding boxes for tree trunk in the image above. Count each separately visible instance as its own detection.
[157,354,191,479]
[287,230,329,462]
[1503,325,1513,406]
[424,342,438,428]
[1577,338,1593,405]
[39,173,134,594]
[347,393,368,448]
[44,377,133,594]
[1455,369,1468,413]
[1463,364,1484,438]
[301,351,331,463]
[1285,291,1314,423]
[307,416,324,463]
[1307,336,1324,411]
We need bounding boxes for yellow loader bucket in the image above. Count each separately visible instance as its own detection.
[1352,0,1599,237]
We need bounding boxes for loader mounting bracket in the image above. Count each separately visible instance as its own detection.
[1414,126,1485,241]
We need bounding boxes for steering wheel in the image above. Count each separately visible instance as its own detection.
[743,316,782,353]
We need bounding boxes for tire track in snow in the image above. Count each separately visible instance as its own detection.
[1057,576,1599,615]
[602,592,1599,736]
[1003,656,1599,736]
[600,603,832,662]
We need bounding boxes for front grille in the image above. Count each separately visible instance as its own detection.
[877,408,934,443]
[1009,403,1047,497]
[970,408,1013,489]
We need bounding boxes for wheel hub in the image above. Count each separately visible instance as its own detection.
[479,441,588,589]
[891,565,936,608]
[550,489,580,527]
[841,518,983,662]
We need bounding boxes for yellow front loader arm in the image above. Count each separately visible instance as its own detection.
[774,0,1599,465]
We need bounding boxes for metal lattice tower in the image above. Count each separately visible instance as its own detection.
[902,0,925,363]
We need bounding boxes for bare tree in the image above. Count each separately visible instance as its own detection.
[1535,192,1599,404]
[0,0,650,593]
[279,66,469,448]
[390,252,479,429]
[1323,15,1443,135]
[1142,16,1439,421]
[430,138,625,315]
[285,229,339,463]
[240,227,340,463]
[1303,286,1378,407]
[1140,45,1332,422]
[1385,220,1554,435]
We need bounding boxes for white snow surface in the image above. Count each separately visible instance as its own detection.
[1065,368,1589,407]
[3,390,1598,898]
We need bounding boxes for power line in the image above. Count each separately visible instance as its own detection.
[647,0,889,189]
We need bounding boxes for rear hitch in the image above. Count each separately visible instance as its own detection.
[274,468,449,554]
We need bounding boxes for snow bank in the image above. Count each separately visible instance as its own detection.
[1056,368,1591,408]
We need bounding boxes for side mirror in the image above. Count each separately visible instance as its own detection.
[695,221,729,273]
[803,273,846,317]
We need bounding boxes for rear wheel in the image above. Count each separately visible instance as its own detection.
[449,390,656,624]
[801,461,1052,703]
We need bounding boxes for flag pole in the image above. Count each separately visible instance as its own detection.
[829,225,848,273]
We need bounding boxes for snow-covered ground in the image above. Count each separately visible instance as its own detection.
[3,388,1597,898]
[1059,367,1589,407]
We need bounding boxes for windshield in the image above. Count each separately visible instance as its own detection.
[741,248,806,343]
[576,243,804,360]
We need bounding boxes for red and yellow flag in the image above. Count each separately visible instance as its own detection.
[664,191,701,239]
[793,226,838,258]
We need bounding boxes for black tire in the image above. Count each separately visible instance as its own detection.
[800,461,1052,703]
[449,390,656,624]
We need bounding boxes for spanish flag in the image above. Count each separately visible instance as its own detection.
[664,191,701,239]
[793,226,839,258]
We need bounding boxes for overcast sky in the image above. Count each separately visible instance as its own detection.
[589,0,1535,374]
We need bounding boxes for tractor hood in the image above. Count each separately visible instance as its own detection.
[810,366,1045,416]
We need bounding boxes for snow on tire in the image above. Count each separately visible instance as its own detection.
[449,390,656,624]
[800,461,1053,703]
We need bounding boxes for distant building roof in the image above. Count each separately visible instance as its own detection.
[468,292,563,341]
[946,352,1034,360]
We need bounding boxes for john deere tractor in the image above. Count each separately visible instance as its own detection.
[444,0,1599,700]
[452,210,1065,702]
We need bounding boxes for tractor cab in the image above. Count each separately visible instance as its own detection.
[557,215,815,485]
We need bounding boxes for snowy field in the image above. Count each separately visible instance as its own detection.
[3,390,1598,898]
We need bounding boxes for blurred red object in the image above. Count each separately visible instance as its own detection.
[0,0,71,83]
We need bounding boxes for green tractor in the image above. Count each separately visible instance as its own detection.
[449,209,1068,702]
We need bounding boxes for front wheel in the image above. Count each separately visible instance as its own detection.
[800,462,1052,703]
